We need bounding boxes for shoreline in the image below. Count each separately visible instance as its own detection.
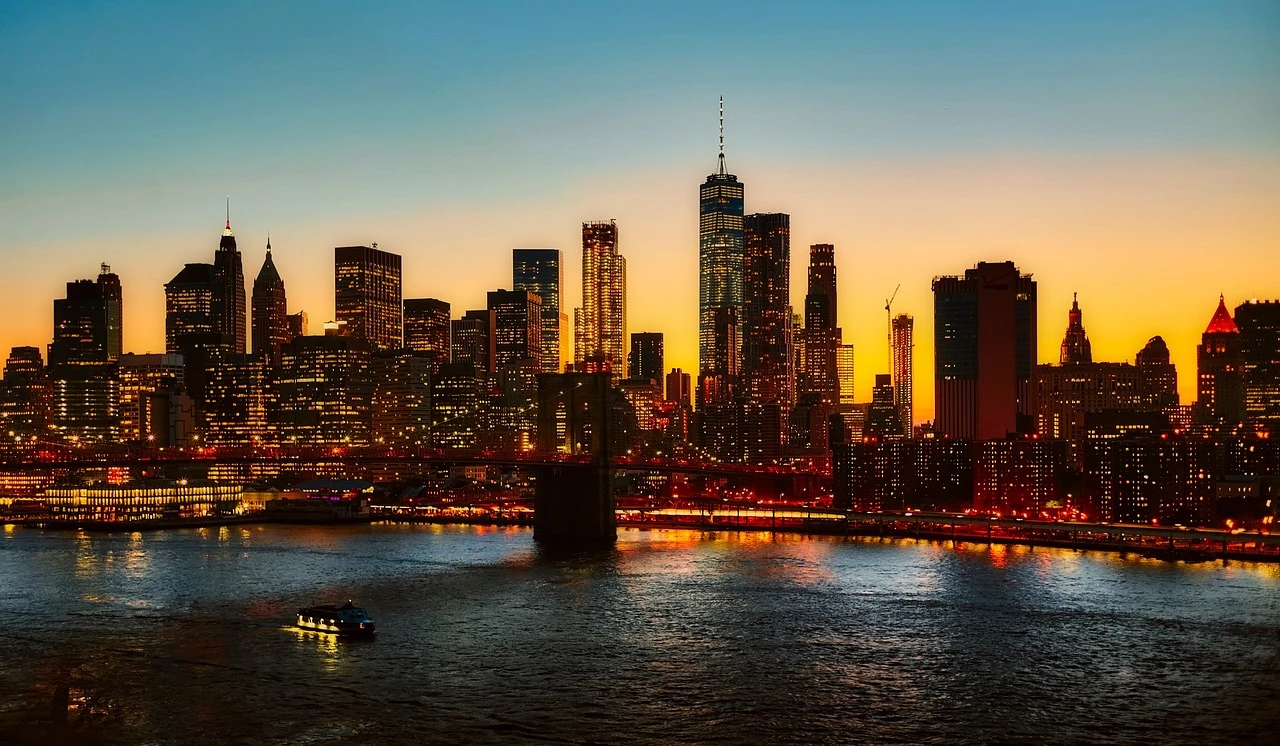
[6,513,1278,564]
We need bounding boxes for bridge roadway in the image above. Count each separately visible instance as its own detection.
[0,447,826,482]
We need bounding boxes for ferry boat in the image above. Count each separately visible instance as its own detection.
[295,601,376,637]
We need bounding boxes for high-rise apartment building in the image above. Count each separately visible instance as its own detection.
[575,221,626,375]
[892,313,914,435]
[97,264,122,361]
[488,290,543,371]
[212,215,247,355]
[513,249,567,373]
[203,355,271,446]
[116,353,185,443]
[251,237,289,365]
[48,274,122,443]
[699,99,745,386]
[742,213,792,411]
[335,245,402,350]
[371,351,432,446]
[1235,300,1280,428]
[275,335,373,445]
[628,333,664,390]
[451,310,492,373]
[837,343,855,407]
[1,347,50,439]
[1197,295,1244,427]
[404,298,451,373]
[798,244,841,409]
[932,261,1037,440]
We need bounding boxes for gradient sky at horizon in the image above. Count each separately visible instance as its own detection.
[2,0,1278,421]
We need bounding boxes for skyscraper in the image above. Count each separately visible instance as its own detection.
[699,98,746,391]
[49,275,120,442]
[212,212,247,355]
[251,236,289,365]
[666,368,692,407]
[275,335,373,445]
[1059,293,1092,364]
[742,213,792,410]
[932,261,1037,439]
[837,343,856,407]
[97,264,122,361]
[892,313,914,435]
[1135,336,1179,410]
[403,298,451,373]
[488,290,543,371]
[1,347,50,439]
[1235,300,1280,428]
[165,264,220,355]
[451,310,492,373]
[513,249,566,373]
[798,244,841,407]
[335,245,403,350]
[576,221,627,376]
[628,332,664,390]
[1196,295,1244,427]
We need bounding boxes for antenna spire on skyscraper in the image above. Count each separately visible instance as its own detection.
[717,96,727,175]
[266,231,271,253]
[226,196,230,229]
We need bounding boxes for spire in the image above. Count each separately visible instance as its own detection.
[717,96,727,176]
[1205,294,1239,334]
[1060,292,1092,364]
[266,232,271,254]
[223,196,234,237]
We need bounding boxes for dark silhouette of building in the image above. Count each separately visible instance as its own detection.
[628,332,664,390]
[513,249,566,373]
[974,438,1068,515]
[699,97,745,387]
[451,310,492,374]
[1,346,50,439]
[488,290,542,371]
[49,274,121,442]
[932,261,1037,439]
[1235,299,1280,428]
[1197,295,1244,427]
[865,374,903,438]
[742,213,792,410]
[1059,293,1092,364]
[797,244,841,410]
[335,245,402,350]
[286,311,308,340]
[666,368,691,407]
[403,298,451,373]
[741,213,792,462]
[165,264,222,354]
[575,221,626,376]
[251,236,289,365]
[1135,336,1179,410]
[96,264,122,361]
[212,214,247,355]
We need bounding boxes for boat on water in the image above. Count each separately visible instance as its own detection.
[295,601,376,637]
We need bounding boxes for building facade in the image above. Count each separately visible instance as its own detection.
[335,245,403,350]
[576,221,627,375]
[212,217,248,355]
[933,261,1037,440]
[1235,299,1280,429]
[403,298,451,373]
[251,237,289,365]
[513,249,567,373]
[1196,296,1245,428]
[698,112,745,387]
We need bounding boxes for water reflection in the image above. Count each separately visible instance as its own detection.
[0,524,1277,745]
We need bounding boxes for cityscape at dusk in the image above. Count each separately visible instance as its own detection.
[2,2,1279,744]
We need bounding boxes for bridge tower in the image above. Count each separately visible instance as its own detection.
[533,372,617,543]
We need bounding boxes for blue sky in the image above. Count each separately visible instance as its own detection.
[2,1,1277,416]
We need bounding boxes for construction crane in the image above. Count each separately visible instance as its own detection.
[885,284,901,385]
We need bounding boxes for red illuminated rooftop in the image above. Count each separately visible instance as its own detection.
[1205,295,1239,334]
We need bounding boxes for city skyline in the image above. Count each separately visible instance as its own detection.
[3,2,1279,422]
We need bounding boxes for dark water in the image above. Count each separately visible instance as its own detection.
[1,523,1279,745]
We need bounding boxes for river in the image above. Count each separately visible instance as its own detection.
[1,523,1278,744]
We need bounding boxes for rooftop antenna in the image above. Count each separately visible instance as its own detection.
[717,96,727,175]
[266,231,271,253]
[225,196,230,229]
